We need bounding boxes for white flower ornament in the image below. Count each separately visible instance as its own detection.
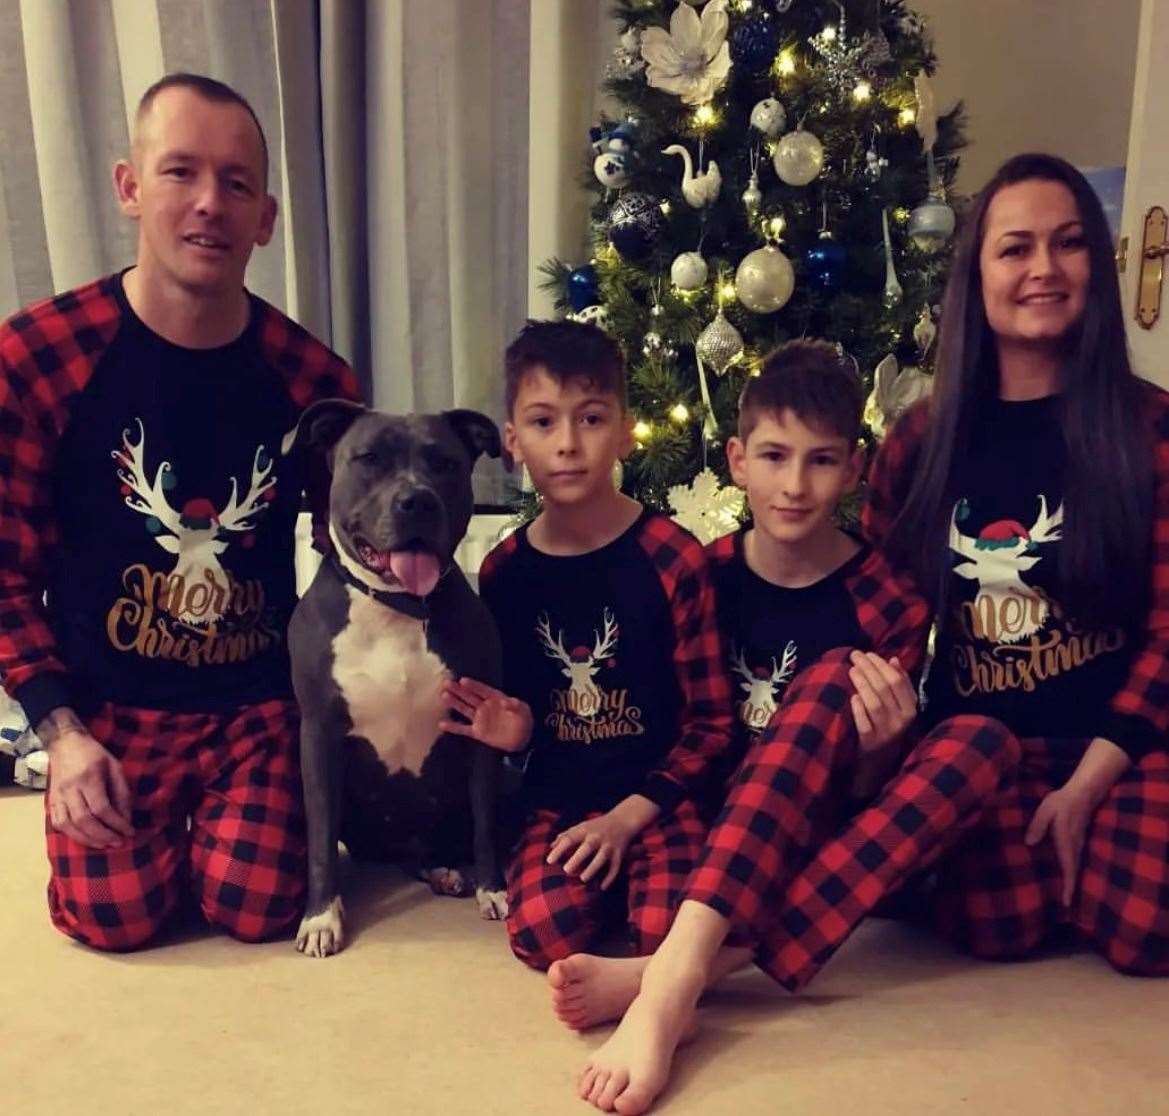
[641,0,732,107]
[668,468,744,544]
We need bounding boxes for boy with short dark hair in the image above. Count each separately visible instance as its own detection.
[440,318,735,973]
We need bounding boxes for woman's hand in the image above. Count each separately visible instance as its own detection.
[1024,782,1096,906]
[1026,736,1130,906]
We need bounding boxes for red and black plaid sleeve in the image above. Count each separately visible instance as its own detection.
[1103,390,1169,758]
[0,277,122,722]
[845,546,932,683]
[636,517,735,814]
[861,401,929,550]
[257,302,362,553]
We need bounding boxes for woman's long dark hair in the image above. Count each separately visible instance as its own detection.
[885,153,1154,629]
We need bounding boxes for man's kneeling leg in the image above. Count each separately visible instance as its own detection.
[190,700,306,942]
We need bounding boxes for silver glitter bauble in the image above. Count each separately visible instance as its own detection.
[670,251,709,291]
[749,97,786,138]
[695,310,744,375]
[741,171,763,219]
[735,244,795,314]
[908,197,956,252]
[773,129,824,187]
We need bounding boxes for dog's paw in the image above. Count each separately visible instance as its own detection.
[423,867,472,898]
[296,896,345,958]
[476,886,508,921]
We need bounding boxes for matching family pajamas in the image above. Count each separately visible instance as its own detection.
[0,273,357,949]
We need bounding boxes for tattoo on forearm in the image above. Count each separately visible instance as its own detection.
[36,707,85,746]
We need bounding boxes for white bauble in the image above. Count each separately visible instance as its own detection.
[670,251,709,291]
[773,129,824,187]
[749,97,787,138]
[593,152,629,190]
[735,244,795,314]
[573,304,610,331]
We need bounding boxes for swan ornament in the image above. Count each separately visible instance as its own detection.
[662,143,721,209]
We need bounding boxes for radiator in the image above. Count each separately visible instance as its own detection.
[295,512,518,596]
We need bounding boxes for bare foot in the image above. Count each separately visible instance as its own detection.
[577,965,704,1114]
[548,954,648,1031]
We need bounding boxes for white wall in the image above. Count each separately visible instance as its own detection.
[915,0,1141,197]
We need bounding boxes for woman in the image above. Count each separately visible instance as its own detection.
[570,153,1169,1116]
[868,152,1169,969]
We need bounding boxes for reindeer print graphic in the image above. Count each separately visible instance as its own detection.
[949,494,1063,644]
[535,608,619,720]
[112,419,276,626]
[729,640,798,730]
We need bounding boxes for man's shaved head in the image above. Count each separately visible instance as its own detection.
[134,73,268,186]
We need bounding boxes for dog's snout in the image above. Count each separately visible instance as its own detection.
[394,488,440,517]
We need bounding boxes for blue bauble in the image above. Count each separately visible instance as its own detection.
[567,265,599,312]
[804,235,848,292]
[608,192,666,262]
[730,15,780,74]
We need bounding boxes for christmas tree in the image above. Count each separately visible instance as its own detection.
[538,0,966,540]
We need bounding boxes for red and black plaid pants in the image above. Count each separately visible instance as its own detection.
[506,798,707,970]
[46,698,305,951]
[686,647,1169,988]
[934,740,1169,975]
[686,647,1022,991]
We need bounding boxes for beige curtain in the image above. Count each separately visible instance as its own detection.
[321,0,531,424]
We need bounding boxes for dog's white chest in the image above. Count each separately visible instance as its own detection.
[331,590,447,775]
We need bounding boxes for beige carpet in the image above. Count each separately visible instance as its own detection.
[4,786,1167,1116]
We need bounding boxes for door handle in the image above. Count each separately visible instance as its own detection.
[1137,205,1169,329]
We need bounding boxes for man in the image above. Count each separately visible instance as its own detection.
[0,73,359,950]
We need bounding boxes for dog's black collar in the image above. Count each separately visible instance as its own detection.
[328,552,431,621]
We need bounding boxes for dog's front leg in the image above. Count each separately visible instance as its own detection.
[296,716,345,956]
[469,743,508,920]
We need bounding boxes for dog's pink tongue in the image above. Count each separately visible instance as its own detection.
[388,550,440,597]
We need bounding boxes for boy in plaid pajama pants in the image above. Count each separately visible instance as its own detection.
[570,344,1027,1114]
[440,321,735,972]
[0,75,358,951]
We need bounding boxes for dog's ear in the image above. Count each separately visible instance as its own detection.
[442,409,502,464]
[282,399,367,457]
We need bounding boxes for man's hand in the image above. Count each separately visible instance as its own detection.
[39,708,134,850]
[848,651,917,753]
[546,795,661,890]
[439,677,533,753]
